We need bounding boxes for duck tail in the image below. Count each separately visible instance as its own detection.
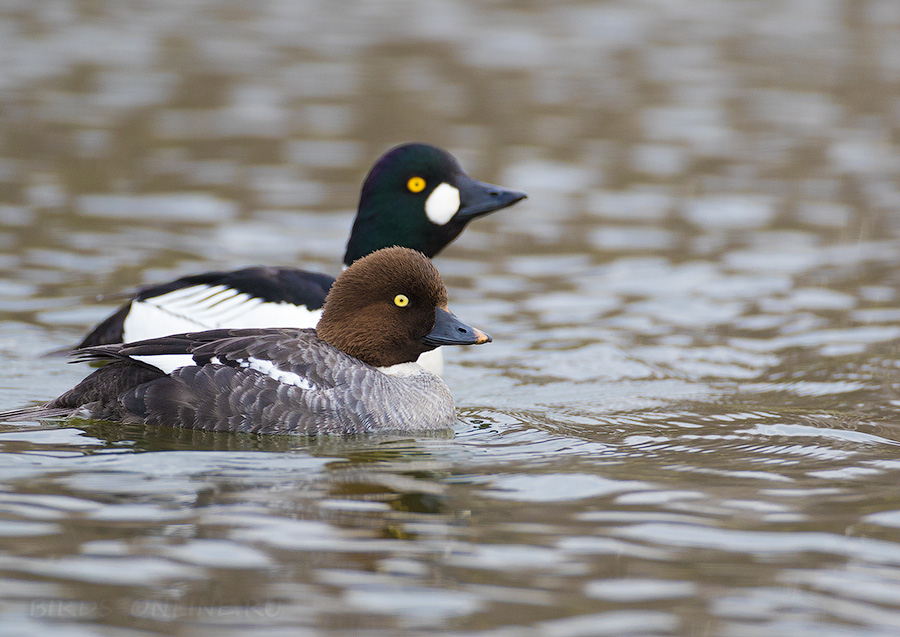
[0,405,74,423]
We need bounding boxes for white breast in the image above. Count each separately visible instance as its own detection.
[377,362,428,377]
[416,348,443,376]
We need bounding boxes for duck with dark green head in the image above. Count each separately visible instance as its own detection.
[75,143,526,374]
[345,143,524,263]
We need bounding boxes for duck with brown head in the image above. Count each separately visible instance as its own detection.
[2,248,491,435]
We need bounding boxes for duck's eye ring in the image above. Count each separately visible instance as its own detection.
[394,294,409,307]
[407,177,426,193]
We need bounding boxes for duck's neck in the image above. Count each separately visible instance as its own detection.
[343,206,463,266]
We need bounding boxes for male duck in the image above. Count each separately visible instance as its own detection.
[3,248,491,434]
[77,143,524,376]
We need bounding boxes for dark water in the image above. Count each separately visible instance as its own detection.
[3,0,900,635]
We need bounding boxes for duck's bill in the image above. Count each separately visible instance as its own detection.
[422,308,492,347]
[456,174,527,221]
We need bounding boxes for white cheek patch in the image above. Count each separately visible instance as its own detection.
[424,183,460,225]
[239,357,315,390]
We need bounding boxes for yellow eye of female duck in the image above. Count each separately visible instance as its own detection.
[394,294,409,307]
[407,177,426,193]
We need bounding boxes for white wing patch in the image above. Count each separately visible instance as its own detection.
[425,183,460,226]
[130,354,317,388]
[122,284,324,343]
[131,354,197,375]
[239,357,315,390]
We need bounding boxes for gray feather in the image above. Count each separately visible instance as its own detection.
[33,329,456,434]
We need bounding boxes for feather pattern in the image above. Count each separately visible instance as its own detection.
[60,328,455,434]
[9,247,490,434]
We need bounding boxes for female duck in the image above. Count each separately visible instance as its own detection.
[5,248,490,434]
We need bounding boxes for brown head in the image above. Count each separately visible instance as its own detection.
[317,246,490,367]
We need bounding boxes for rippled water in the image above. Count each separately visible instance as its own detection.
[3,0,900,635]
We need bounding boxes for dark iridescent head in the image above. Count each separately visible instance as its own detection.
[343,143,527,266]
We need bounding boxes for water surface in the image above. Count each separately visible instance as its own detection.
[2,1,900,635]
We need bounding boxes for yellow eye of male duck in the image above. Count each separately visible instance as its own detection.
[394,294,409,307]
[407,176,426,193]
